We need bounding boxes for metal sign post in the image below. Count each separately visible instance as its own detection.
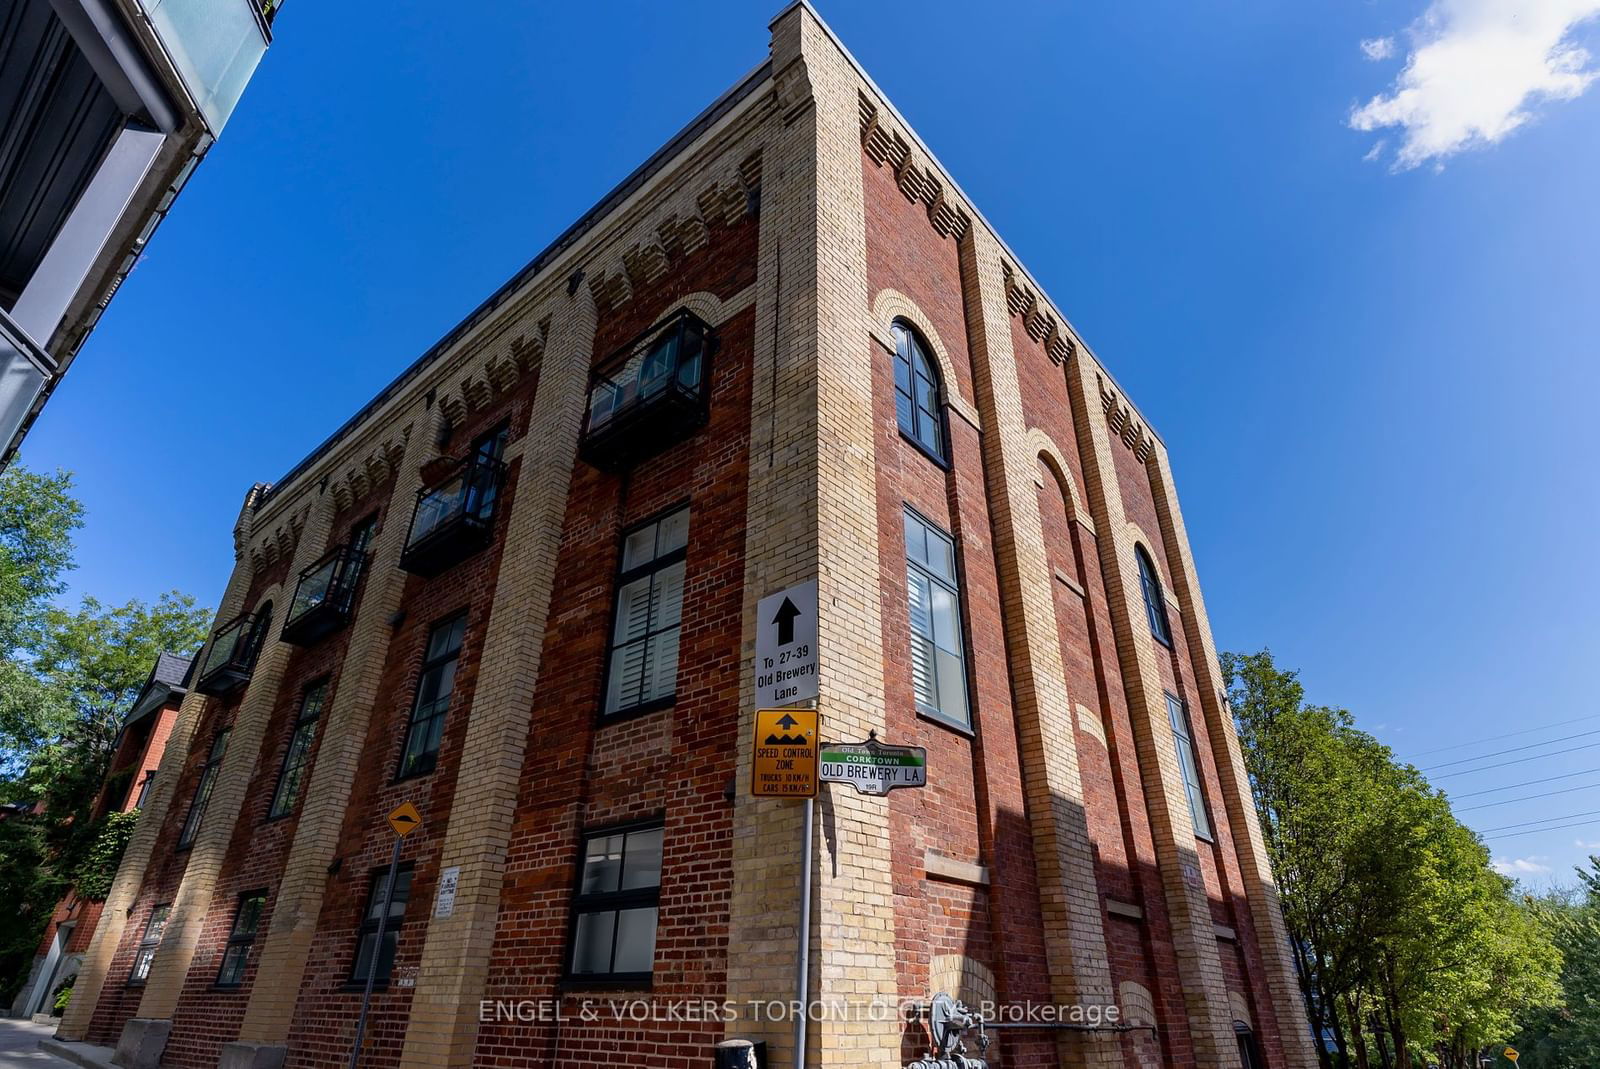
[794,793,813,1069]
[349,803,421,1069]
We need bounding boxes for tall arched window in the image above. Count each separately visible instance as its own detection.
[892,321,946,463]
[244,600,274,666]
[1135,547,1172,645]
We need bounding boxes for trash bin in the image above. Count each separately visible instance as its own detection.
[714,1039,767,1069]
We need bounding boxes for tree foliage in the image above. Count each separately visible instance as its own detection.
[1224,648,1561,1069]
[1510,859,1600,1067]
[0,460,210,1005]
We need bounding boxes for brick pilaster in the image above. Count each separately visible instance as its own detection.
[395,289,596,1069]
[135,496,335,1021]
[57,488,262,1041]
[235,403,441,1045]
[958,224,1120,1066]
[1064,357,1239,1065]
[1147,449,1318,1068]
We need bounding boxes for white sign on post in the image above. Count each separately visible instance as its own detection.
[755,579,818,707]
[434,865,460,919]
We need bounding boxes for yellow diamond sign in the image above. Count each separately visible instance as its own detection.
[1504,1047,1519,1063]
[387,801,422,838]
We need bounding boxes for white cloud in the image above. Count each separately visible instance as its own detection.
[1350,0,1600,170]
[1362,36,1398,60]
[1493,855,1553,876]
[1576,839,1600,849]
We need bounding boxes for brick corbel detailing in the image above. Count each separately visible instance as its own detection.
[857,92,970,242]
[396,289,596,1069]
[55,491,263,1042]
[999,261,1075,366]
[235,409,434,1046]
[1064,353,1239,1064]
[135,500,333,1021]
[1146,448,1320,1069]
[958,224,1120,1067]
[1097,373,1157,464]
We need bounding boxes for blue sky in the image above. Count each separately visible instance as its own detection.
[20,1,1600,881]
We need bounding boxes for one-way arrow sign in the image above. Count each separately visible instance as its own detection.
[755,580,818,707]
[773,597,801,645]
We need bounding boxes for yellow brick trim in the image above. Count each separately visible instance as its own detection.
[868,286,981,429]
[1025,426,1092,533]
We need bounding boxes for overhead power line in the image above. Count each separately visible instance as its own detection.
[1484,818,1600,843]
[1477,808,1600,835]
[1411,712,1600,759]
[1451,767,1600,800]
[1430,740,1600,780]
[1422,727,1600,771]
[1456,781,1600,812]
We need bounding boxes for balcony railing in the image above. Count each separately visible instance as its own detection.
[281,545,367,645]
[195,612,262,697]
[579,309,715,471]
[398,454,506,577]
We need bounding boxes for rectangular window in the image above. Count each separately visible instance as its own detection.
[268,681,327,819]
[903,509,970,728]
[349,865,413,985]
[215,890,267,987]
[1167,693,1212,840]
[347,513,378,587]
[603,507,689,716]
[568,824,663,981]
[397,615,467,778]
[178,729,230,848]
[128,905,170,985]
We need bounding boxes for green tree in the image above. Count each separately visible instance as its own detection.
[1512,859,1600,1067]
[0,463,83,774]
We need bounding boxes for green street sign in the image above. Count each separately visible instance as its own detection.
[819,734,928,795]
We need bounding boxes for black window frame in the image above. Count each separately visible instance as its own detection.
[598,504,690,721]
[394,613,468,781]
[903,507,973,732]
[564,820,664,986]
[178,728,230,849]
[214,889,268,988]
[1166,692,1213,841]
[266,679,328,820]
[127,904,170,986]
[133,770,154,809]
[1136,545,1173,647]
[346,863,414,988]
[891,320,950,467]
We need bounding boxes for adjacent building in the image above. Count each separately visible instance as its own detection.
[0,0,280,467]
[11,651,191,1021]
[54,5,1316,1067]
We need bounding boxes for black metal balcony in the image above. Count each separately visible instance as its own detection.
[398,454,506,577]
[195,613,263,697]
[579,309,715,472]
[281,545,367,646]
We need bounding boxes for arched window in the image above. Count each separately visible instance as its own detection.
[892,321,946,463]
[1135,547,1171,645]
[244,600,274,666]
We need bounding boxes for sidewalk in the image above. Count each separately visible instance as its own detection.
[0,1018,112,1069]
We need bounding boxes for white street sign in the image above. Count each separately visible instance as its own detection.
[755,579,818,707]
[819,737,928,795]
[434,865,460,919]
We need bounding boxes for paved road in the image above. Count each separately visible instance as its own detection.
[0,1018,73,1068]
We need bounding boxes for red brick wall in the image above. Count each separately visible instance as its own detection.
[472,210,756,1069]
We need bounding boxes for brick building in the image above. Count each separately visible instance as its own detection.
[11,652,191,1020]
[54,5,1315,1067]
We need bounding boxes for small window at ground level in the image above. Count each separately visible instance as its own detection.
[215,891,267,987]
[350,865,413,985]
[568,824,663,981]
[128,905,170,985]
[1167,693,1212,840]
